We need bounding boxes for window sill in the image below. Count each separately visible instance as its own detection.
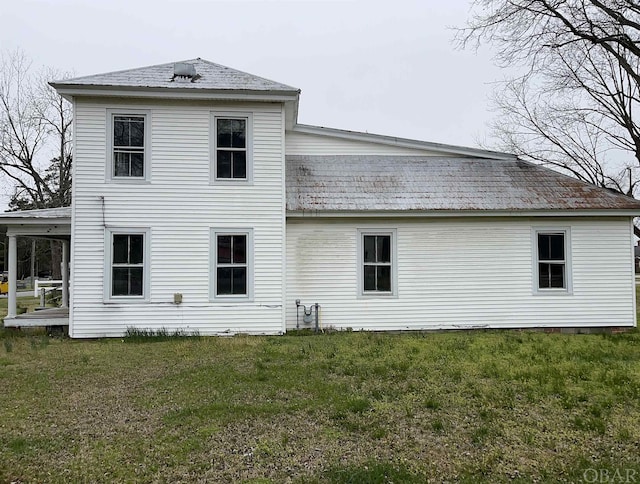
[533,288,573,296]
[358,292,398,299]
[210,296,254,303]
[107,178,152,184]
[211,179,253,186]
[103,297,149,304]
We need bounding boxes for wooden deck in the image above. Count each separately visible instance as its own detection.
[4,307,69,327]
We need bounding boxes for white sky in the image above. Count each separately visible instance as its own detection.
[0,0,510,205]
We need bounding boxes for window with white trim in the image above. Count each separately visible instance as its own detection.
[535,230,569,291]
[358,230,397,296]
[105,228,149,301]
[211,229,253,300]
[112,115,145,177]
[212,114,252,182]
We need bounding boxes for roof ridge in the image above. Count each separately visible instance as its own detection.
[195,58,299,92]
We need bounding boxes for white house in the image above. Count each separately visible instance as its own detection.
[2,58,639,337]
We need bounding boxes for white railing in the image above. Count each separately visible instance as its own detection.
[34,279,64,297]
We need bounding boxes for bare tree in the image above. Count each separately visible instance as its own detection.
[0,50,73,280]
[457,1,640,221]
[0,49,72,210]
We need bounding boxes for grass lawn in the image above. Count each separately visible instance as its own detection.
[1,328,640,483]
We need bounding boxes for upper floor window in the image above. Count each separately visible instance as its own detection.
[534,228,571,293]
[212,113,253,182]
[107,110,150,182]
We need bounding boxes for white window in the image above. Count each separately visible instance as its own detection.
[105,228,150,301]
[211,113,253,182]
[357,229,397,297]
[107,110,150,181]
[533,228,571,293]
[211,229,253,301]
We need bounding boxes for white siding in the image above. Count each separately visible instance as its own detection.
[71,98,285,337]
[285,131,453,156]
[286,217,636,330]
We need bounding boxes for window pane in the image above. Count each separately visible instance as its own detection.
[232,152,246,179]
[549,234,564,260]
[232,267,247,294]
[377,266,391,292]
[538,234,550,260]
[217,119,232,147]
[114,152,130,177]
[364,236,376,263]
[113,118,127,147]
[130,152,144,177]
[233,235,246,264]
[113,235,129,264]
[217,151,232,178]
[378,236,391,263]
[129,267,144,295]
[112,268,129,295]
[129,119,144,147]
[217,267,232,295]
[364,265,376,291]
[550,263,564,288]
[218,236,231,263]
[231,119,246,148]
[539,263,550,288]
[129,235,144,264]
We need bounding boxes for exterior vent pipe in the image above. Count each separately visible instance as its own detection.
[173,62,196,78]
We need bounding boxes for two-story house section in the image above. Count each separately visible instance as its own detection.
[2,57,639,337]
[50,59,299,337]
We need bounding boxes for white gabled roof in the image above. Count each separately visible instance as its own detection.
[51,58,299,93]
[293,124,517,160]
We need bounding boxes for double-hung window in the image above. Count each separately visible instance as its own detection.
[106,228,149,301]
[212,113,252,182]
[212,229,253,300]
[358,229,397,296]
[108,110,150,181]
[534,229,571,293]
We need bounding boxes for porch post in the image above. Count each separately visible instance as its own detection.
[61,240,69,308]
[7,234,17,318]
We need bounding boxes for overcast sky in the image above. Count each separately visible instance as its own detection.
[1,0,511,206]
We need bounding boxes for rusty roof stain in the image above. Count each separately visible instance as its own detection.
[286,156,640,212]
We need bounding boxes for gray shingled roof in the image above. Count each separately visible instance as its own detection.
[0,207,71,219]
[286,155,640,212]
[52,58,299,93]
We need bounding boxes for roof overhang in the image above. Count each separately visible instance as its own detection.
[51,84,301,128]
[0,208,71,238]
[286,209,640,218]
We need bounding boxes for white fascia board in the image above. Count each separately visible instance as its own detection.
[52,85,299,103]
[0,217,71,226]
[286,209,640,218]
[291,124,518,160]
[6,225,71,237]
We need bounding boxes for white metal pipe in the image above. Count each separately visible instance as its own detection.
[7,235,17,318]
[61,240,69,308]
